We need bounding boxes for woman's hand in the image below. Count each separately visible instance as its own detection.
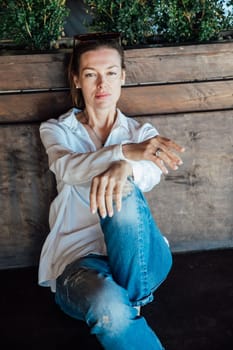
[90,160,132,218]
[122,135,185,174]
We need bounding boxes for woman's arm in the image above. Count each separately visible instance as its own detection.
[40,120,125,185]
[90,136,185,217]
[120,120,185,191]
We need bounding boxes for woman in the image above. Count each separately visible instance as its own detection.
[38,32,184,349]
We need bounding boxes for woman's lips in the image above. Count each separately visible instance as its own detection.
[95,93,110,99]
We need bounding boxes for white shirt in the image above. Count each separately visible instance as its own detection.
[38,108,162,291]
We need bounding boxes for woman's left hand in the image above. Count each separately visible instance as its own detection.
[90,160,133,218]
[122,135,185,174]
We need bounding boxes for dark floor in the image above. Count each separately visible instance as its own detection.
[1,249,232,349]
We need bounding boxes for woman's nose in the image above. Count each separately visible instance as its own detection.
[97,74,107,87]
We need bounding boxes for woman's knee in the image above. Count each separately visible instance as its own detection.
[87,292,135,335]
[101,181,146,228]
[84,275,137,334]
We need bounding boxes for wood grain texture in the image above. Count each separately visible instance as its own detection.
[0,52,70,90]
[125,42,233,84]
[1,80,232,123]
[1,43,233,90]
[118,80,233,116]
[0,124,57,267]
[0,91,72,123]
[1,110,232,268]
[136,110,233,251]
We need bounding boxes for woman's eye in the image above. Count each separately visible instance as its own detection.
[107,71,119,80]
[85,72,96,78]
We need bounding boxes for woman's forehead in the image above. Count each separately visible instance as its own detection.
[80,48,121,68]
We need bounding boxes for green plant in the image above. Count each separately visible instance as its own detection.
[83,0,233,45]
[83,0,154,46]
[0,0,70,50]
[151,0,233,43]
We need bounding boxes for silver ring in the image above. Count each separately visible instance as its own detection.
[155,148,162,157]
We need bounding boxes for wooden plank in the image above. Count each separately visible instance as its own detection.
[0,110,232,268]
[120,80,233,115]
[136,110,233,252]
[125,42,233,84]
[0,91,72,123]
[1,79,233,123]
[0,124,57,268]
[1,42,233,90]
[0,51,70,90]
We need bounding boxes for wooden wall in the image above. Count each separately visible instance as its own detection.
[0,42,233,268]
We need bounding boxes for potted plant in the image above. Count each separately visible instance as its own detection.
[0,0,72,123]
[0,0,70,50]
[83,0,233,46]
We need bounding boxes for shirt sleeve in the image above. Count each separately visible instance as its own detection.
[127,160,162,192]
[40,120,125,185]
[122,121,162,192]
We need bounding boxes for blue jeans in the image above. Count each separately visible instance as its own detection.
[55,181,172,349]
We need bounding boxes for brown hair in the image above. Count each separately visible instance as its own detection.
[68,33,125,109]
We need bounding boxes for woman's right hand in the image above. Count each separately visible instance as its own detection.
[90,160,133,218]
[122,135,185,174]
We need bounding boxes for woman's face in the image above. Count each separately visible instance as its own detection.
[74,47,125,111]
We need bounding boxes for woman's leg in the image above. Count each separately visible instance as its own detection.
[100,180,172,306]
[55,255,164,350]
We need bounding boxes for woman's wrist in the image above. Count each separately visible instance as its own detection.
[119,159,133,177]
[122,143,133,160]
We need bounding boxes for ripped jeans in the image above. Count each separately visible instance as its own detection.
[55,181,172,350]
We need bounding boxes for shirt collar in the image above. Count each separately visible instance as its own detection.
[58,108,82,132]
[58,107,129,133]
[114,108,130,131]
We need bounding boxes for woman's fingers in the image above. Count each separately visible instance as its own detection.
[90,161,131,218]
[154,137,185,161]
[155,135,185,153]
[105,180,115,218]
[90,176,108,218]
[90,177,98,214]
[90,179,122,218]
[156,147,182,170]
[152,136,185,173]
[112,183,123,213]
[154,157,169,174]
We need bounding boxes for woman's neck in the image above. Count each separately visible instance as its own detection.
[84,107,117,129]
[79,107,118,148]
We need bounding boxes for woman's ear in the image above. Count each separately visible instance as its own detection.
[73,75,80,89]
[121,70,126,85]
